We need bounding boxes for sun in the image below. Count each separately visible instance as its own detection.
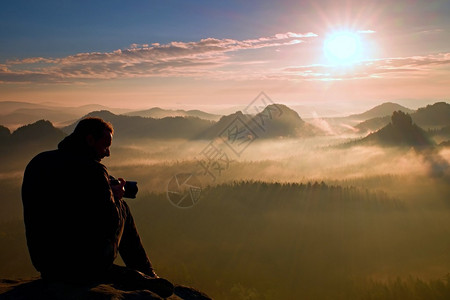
[324,32,362,65]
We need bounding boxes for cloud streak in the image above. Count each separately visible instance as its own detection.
[0,32,317,83]
[2,32,450,84]
[357,30,376,34]
[282,53,450,81]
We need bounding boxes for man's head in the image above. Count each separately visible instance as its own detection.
[72,118,114,161]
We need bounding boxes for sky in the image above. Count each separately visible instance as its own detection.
[0,0,449,114]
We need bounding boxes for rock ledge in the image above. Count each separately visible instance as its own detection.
[0,278,212,300]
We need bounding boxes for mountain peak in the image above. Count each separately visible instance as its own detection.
[11,120,66,140]
[126,107,222,121]
[250,103,323,138]
[0,125,11,139]
[360,111,433,147]
[351,102,415,120]
[85,110,117,119]
[264,103,300,117]
[413,102,450,127]
[392,110,412,128]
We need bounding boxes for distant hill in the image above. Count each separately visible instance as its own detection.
[0,125,10,140]
[197,110,253,140]
[0,120,67,170]
[355,116,391,133]
[256,104,324,138]
[321,102,415,134]
[0,108,79,128]
[126,107,222,121]
[65,105,324,141]
[63,110,215,141]
[1,104,325,156]
[349,102,414,120]
[198,103,324,140]
[0,101,48,115]
[76,104,116,112]
[354,102,450,133]
[412,102,450,128]
[0,101,132,129]
[289,105,341,118]
[355,111,433,147]
[8,120,66,148]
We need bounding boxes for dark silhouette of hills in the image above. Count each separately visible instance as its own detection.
[0,125,10,141]
[0,120,66,152]
[0,101,48,115]
[1,108,79,128]
[63,110,215,141]
[0,120,67,170]
[3,100,442,139]
[412,102,450,127]
[320,102,415,134]
[0,101,132,129]
[256,104,324,137]
[3,102,445,144]
[355,116,391,133]
[356,111,433,147]
[64,105,324,141]
[198,104,324,139]
[8,120,66,146]
[0,101,131,116]
[126,107,222,121]
[197,110,249,139]
[355,102,450,133]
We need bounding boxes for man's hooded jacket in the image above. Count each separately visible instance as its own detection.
[22,133,153,282]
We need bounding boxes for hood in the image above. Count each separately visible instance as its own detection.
[58,133,96,160]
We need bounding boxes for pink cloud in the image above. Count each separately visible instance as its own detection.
[0,32,317,83]
[2,33,450,85]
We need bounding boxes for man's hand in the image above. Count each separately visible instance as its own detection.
[148,269,159,278]
[111,177,126,201]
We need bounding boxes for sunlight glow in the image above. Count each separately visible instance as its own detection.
[324,32,362,65]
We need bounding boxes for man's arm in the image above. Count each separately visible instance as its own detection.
[118,200,157,277]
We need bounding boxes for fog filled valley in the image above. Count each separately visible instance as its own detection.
[1,101,450,299]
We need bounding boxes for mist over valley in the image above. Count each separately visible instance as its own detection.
[0,100,450,299]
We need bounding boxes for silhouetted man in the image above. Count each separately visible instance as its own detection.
[21,117,173,298]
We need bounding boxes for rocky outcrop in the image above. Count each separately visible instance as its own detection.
[0,278,212,300]
[356,111,434,148]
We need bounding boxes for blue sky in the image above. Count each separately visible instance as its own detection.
[1,0,449,112]
[1,0,296,58]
